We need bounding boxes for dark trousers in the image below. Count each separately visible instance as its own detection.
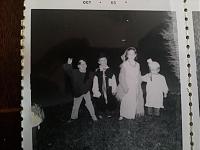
[94,95,118,116]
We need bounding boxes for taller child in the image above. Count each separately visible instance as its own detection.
[118,47,144,120]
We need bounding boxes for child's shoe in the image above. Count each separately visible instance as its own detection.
[67,118,77,123]
[92,116,98,121]
[118,116,123,120]
[98,115,103,119]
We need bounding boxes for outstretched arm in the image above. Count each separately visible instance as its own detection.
[141,74,149,82]
[63,58,73,77]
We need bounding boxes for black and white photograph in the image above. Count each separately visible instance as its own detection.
[30,10,183,150]
[193,11,200,115]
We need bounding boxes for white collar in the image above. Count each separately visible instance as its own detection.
[99,65,109,71]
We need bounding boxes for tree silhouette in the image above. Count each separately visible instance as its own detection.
[159,12,179,80]
[138,12,179,83]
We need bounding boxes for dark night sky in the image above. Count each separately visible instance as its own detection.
[31,10,168,64]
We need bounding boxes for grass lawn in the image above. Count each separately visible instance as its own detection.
[35,93,182,150]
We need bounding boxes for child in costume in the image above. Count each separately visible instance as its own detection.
[116,47,144,120]
[92,54,117,118]
[142,58,168,116]
[63,58,98,122]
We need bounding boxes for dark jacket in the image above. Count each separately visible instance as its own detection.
[95,68,114,95]
[63,64,94,97]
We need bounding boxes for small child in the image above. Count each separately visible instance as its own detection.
[142,58,168,116]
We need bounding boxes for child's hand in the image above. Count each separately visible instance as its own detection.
[112,91,116,96]
[67,58,73,64]
[93,91,101,98]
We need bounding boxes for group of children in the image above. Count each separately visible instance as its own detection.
[63,47,168,123]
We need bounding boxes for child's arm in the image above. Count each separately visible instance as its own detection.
[162,76,169,98]
[63,58,74,77]
[141,74,149,82]
[92,75,101,98]
[109,74,117,95]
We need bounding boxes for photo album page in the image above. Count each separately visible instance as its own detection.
[21,0,200,150]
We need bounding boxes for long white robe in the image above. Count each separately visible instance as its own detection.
[142,73,168,108]
[119,61,144,119]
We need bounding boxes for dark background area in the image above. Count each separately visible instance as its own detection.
[0,0,23,149]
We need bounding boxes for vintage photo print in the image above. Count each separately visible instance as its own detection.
[31,10,181,150]
[22,1,195,150]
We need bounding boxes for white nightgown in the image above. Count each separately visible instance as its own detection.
[120,61,144,119]
[142,73,168,108]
